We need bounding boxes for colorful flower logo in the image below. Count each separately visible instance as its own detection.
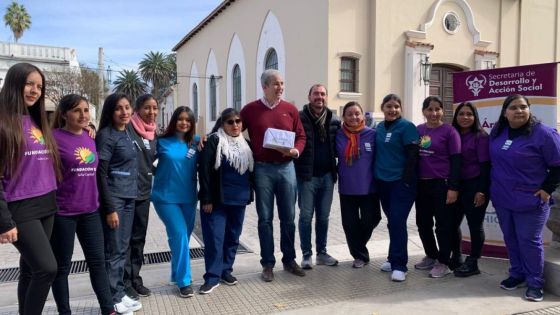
[419,135,432,149]
[74,147,96,164]
[29,127,45,145]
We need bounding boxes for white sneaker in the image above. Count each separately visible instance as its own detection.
[113,302,134,315]
[380,260,392,272]
[121,295,142,311]
[391,270,407,282]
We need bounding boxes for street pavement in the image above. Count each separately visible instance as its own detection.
[0,186,559,314]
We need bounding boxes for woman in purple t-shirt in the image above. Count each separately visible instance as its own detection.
[50,94,114,315]
[335,101,381,269]
[0,63,61,314]
[415,96,462,278]
[450,102,490,278]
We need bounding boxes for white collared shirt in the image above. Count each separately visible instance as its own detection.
[260,97,281,109]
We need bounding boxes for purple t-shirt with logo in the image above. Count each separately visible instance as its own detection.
[417,123,461,179]
[335,128,376,195]
[54,129,99,216]
[460,131,489,180]
[2,116,57,201]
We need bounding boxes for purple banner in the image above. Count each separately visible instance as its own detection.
[453,63,557,103]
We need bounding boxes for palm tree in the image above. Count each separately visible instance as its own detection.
[138,51,174,101]
[113,69,147,102]
[3,1,31,43]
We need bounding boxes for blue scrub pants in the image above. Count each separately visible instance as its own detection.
[153,202,196,288]
[495,205,550,288]
[200,204,246,285]
[377,179,416,272]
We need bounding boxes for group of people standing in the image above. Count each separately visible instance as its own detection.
[330,92,559,303]
[246,69,559,305]
[0,62,558,315]
[0,62,256,315]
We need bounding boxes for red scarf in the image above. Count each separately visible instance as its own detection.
[130,113,156,140]
[342,121,365,166]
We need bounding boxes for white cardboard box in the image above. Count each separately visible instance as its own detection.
[263,128,295,150]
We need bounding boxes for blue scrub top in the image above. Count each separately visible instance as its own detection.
[151,136,198,204]
[374,118,419,181]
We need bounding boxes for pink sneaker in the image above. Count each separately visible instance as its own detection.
[429,262,451,278]
[414,256,436,270]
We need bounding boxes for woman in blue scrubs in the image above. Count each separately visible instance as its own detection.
[151,106,199,298]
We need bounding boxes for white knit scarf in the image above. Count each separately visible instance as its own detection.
[215,128,254,174]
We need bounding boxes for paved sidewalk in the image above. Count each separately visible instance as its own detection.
[0,186,559,314]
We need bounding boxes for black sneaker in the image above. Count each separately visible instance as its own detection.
[453,257,480,277]
[124,287,139,300]
[525,287,544,302]
[199,282,220,294]
[221,274,238,286]
[448,255,464,271]
[500,277,525,290]
[134,285,151,297]
[179,285,194,298]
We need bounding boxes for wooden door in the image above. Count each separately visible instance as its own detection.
[429,65,463,123]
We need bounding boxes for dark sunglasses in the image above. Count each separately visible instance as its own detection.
[225,119,242,125]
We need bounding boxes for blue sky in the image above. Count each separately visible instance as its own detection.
[1,0,222,74]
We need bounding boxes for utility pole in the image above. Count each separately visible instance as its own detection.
[97,47,105,124]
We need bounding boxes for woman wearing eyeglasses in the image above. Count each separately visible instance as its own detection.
[198,108,254,294]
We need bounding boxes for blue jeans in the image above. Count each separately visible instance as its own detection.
[254,161,297,267]
[103,197,135,303]
[51,211,113,315]
[200,204,246,285]
[297,173,334,257]
[377,179,416,272]
[153,202,196,288]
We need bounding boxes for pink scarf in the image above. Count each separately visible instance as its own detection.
[130,113,156,140]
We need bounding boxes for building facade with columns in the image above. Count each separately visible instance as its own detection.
[173,0,560,133]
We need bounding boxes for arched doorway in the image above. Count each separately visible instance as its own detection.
[429,64,463,122]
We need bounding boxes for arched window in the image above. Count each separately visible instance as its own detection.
[232,64,241,111]
[264,48,278,70]
[192,83,198,119]
[209,75,217,121]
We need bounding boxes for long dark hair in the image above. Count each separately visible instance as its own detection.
[490,94,538,138]
[452,102,484,135]
[52,94,89,129]
[98,93,131,130]
[0,63,61,179]
[162,106,196,143]
[210,108,240,133]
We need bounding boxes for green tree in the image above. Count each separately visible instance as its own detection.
[113,69,147,102]
[3,1,31,43]
[138,51,175,101]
